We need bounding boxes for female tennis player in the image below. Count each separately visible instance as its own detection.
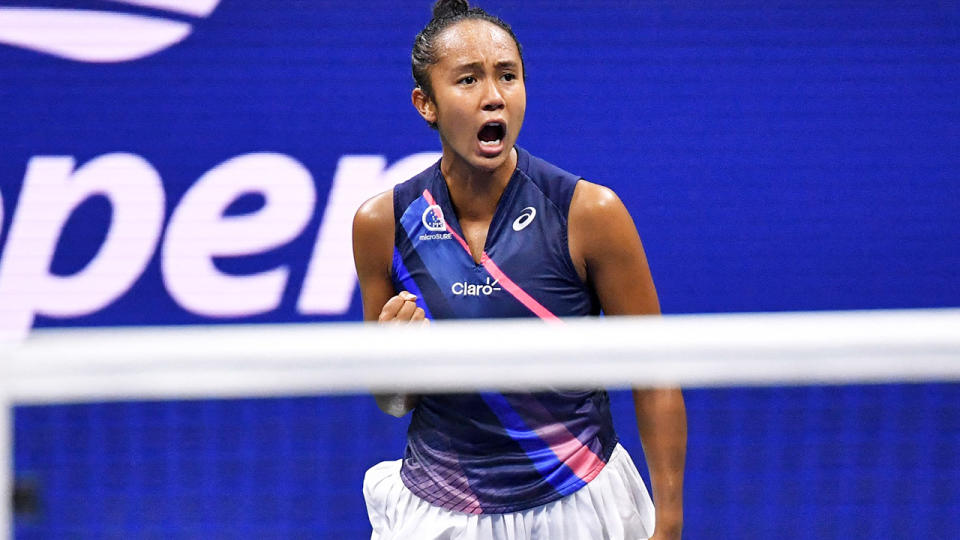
[352,1,686,538]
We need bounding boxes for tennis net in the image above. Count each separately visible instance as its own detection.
[2,308,959,538]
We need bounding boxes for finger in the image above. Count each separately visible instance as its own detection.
[411,307,426,321]
[378,295,407,321]
[395,298,418,320]
[398,290,417,302]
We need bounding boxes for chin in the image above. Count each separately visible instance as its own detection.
[472,154,506,171]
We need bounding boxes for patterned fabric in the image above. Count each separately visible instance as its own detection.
[391,147,618,514]
[364,444,655,539]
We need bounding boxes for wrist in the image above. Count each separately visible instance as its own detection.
[654,512,683,539]
[653,524,682,540]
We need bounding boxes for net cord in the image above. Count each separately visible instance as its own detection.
[2,308,959,405]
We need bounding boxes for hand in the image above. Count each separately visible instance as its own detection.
[374,291,425,416]
[378,291,428,323]
[374,393,420,417]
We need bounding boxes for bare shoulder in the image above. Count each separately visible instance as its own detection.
[569,180,659,315]
[569,180,638,260]
[352,189,394,278]
[570,179,624,219]
[353,189,394,235]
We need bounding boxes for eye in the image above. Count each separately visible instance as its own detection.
[458,76,477,85]
[502,73,517,81]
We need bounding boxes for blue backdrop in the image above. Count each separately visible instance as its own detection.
[2,1,958,537]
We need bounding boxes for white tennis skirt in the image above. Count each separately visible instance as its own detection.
[363,444,655,540]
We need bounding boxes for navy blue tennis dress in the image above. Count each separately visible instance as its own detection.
[391,147,619,515]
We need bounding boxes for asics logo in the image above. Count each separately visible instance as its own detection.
[512,206,536,231]
[0,1,221,63]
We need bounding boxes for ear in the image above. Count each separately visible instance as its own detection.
[412,87,437,125]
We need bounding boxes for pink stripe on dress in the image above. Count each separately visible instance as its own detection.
[506,395,607,483]
[422,189,561,322]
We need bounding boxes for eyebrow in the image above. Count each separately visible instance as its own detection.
[453,60,519,71]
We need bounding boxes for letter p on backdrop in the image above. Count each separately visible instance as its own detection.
[0,154,165,340]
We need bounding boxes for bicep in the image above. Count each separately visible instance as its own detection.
[352,191,397,322]
[569,181,660,316]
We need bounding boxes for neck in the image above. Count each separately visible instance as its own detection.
[440,147,518,221]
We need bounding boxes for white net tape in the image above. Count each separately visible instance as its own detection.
[2,308,960,539]
[3,308,960,403]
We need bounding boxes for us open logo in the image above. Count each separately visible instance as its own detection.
[0,0,222,63]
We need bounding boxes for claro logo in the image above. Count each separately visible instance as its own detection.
[0,0,222,63]
[0,151,441,340]
[451,278,502,297]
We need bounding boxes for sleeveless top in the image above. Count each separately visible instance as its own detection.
[391,146,619,514]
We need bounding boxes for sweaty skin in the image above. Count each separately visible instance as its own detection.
[352,18,686,540]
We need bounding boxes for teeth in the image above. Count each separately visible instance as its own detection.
[479,139,501,147]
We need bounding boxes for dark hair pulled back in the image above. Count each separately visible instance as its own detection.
[412,0,526,101]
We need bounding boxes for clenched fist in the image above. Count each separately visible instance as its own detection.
[378,290,428,323]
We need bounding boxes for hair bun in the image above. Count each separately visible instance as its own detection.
[432,0,469,19]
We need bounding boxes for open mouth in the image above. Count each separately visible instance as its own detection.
[477,122,505,147]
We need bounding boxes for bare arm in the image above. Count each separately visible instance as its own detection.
[569,181,687,540]
[352,189,425,416]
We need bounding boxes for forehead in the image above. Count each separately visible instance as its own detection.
[433,20,521,68]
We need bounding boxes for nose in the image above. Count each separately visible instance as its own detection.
[481,79,505,111]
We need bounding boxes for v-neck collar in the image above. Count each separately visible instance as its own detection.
[432,147,529,265]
